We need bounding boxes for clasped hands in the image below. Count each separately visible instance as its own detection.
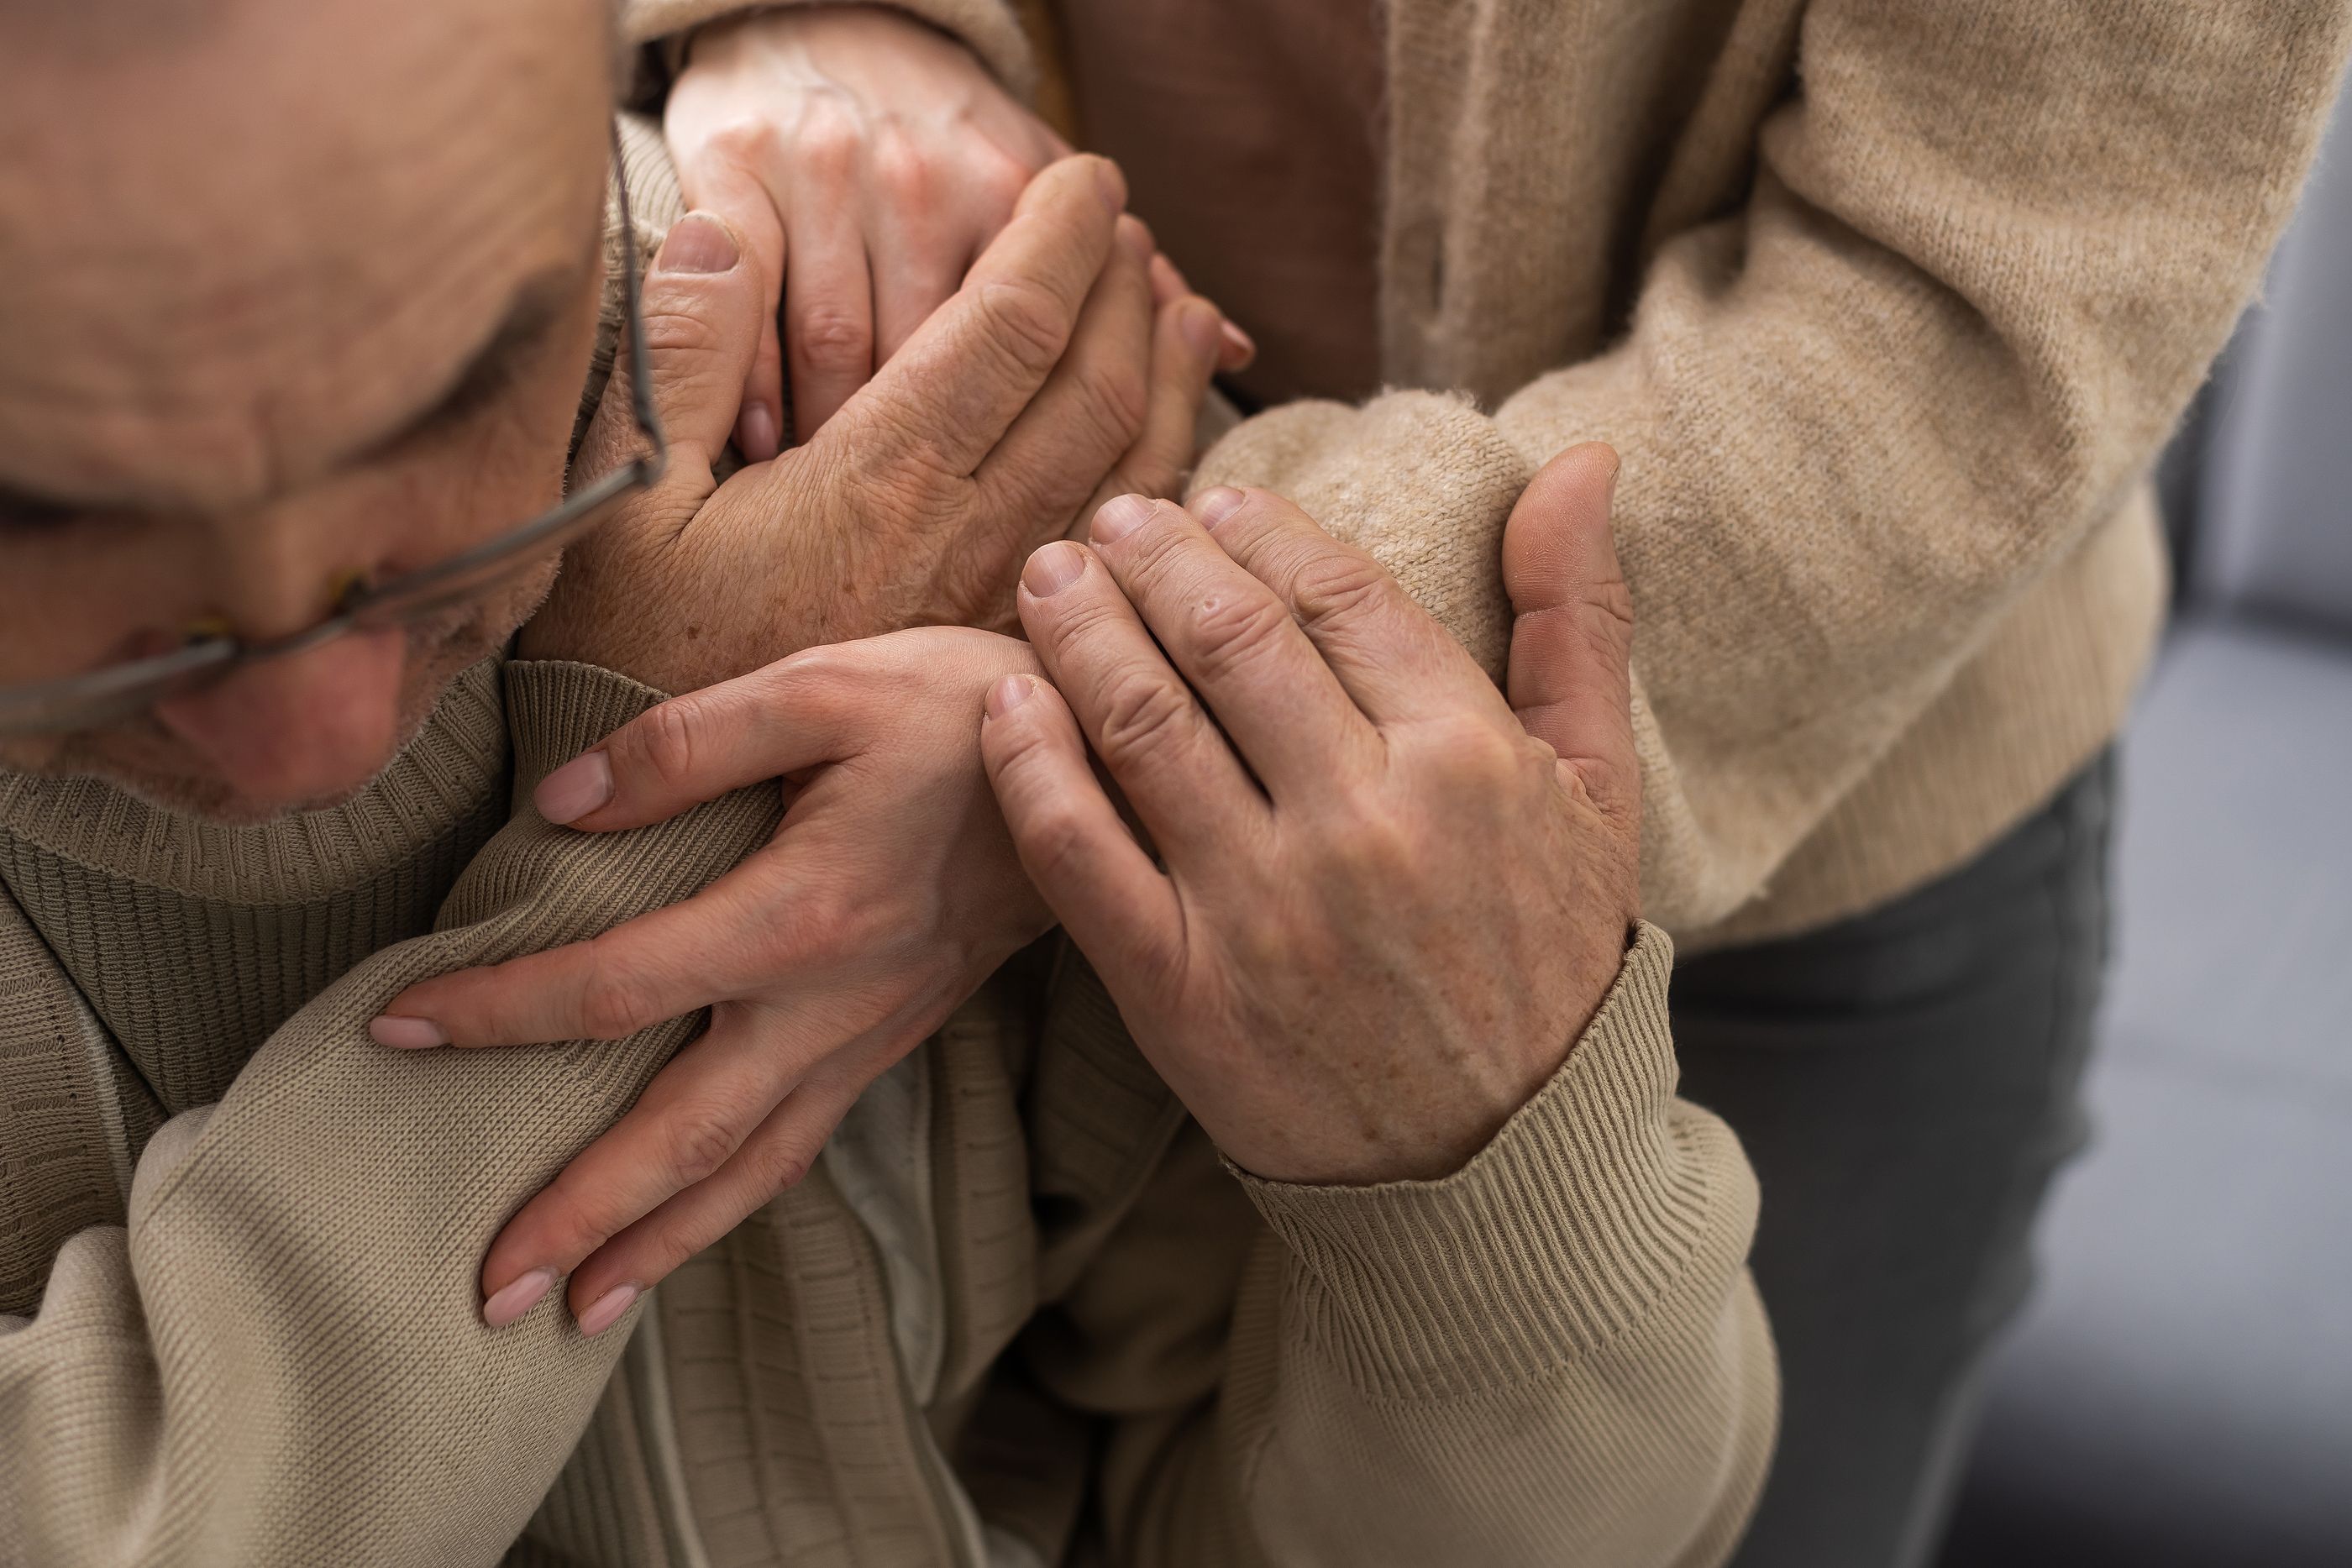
[370,9,1642,1335]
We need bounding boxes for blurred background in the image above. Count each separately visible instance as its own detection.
[1937,66,2352,1568]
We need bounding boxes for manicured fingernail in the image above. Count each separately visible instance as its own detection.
[657,212,738,275]
[576,1283,639,1337]
[740,403,780,462]
[1093,159,1127,212]
[534,751,612,826]
[1022,541,1087,597]
[1219,319,1256,366]
[1180,300,1222,359]
[1193,487,1247,530]
[369,1015,446,1050]
[482,1267,556,1329]
[984,674,1034,718]
[1090,493,1157,544]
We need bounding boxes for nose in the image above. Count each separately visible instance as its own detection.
[151,627,409,810]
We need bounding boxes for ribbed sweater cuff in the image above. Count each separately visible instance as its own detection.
[626,0,1037,96]
[503,659,674,803]
[1233,925,1720,1401]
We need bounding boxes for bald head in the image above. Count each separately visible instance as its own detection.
[0,0,617,504]
[0,0,622,817]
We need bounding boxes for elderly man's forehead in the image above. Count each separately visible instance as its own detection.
[0,0,615,503]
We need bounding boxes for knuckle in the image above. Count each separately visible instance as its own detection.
[706,118,784,170]
[628,699,704,794]
[640,298,732,363]
[792,305,874,372]
[538,1178,625,1259]
[748,1137,815,1198]
[657,1104,745,1187]
[1419,713,1523,784]
[1322,805,1421,888]
[1579,578,1637,665]
[1093,669,1195,772]
[578,949,662,1040]
[1183,589,1293,688]
[870,134,937,209]
[1010,792,1092,880]
[971,278,1068,384]
[793,884,875,966]
[974,155,1032,216]
[1068,356,1150,457]
[1287,547,1396,634]
[793,99,864,175]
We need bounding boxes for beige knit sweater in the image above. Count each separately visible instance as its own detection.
[0,668,1770,1568]
[679,0,2352,947]
[0,99,1769,1568]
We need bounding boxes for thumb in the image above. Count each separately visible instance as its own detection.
[577,210,766,501]
[1501,443,1640,832]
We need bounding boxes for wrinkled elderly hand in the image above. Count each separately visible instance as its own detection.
[375,627,1047,1333]
[523,154,1226,694]
[981,448,1639,1185]
[665,3,1248,456]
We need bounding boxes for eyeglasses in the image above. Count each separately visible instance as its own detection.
[0,127,668,741]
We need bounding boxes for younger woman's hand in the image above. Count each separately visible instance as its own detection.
[370,628,1051,1334]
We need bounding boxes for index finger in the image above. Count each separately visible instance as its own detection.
[530,652,863,832]
[843,155,1126,477]
[370,858,795,1048]
[1189,487,1515,731]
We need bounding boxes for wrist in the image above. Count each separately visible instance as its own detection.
[1227,926,1717,1400]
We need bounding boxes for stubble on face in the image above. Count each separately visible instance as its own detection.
[0,557,559,821]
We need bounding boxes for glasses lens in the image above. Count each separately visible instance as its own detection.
[0,637,239,739]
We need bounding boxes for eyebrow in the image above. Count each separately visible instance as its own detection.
[0,258,590,527]
[354,260,587,461]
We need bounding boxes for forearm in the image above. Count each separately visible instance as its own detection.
[0,661,780,1568]
[1106,930,1776,1568]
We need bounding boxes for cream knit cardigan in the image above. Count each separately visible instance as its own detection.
[638,0,2352,945]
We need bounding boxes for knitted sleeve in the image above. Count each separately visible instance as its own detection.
[0,663,778,1568]
[1194,0,2352,934]
[1036,926,1778,1568]
[621,0,1034,97]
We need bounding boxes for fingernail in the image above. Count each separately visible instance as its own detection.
[576,1283,640,1338]
[1193,487,1247,530]
[369,1015,447,1050]
[1180,300,1222,359]
[1219,319,1256,367]
[657,212,738,275]
[984,674,1034,718]
[1092,158,1126,213]
[534,751,613,826]
[1022,541,1087,598]
[1117,215,1154,262]
[1090,493,1157,544]
[740,403,780,462]
[482,1267,557,1329]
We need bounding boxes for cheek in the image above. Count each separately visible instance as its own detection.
[0,531,184,685]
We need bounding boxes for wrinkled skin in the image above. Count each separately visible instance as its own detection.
[0,0,616,819]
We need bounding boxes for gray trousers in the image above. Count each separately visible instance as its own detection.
[1672,752,2116,1568]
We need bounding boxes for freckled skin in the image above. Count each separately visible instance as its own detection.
[0,0,615,821]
